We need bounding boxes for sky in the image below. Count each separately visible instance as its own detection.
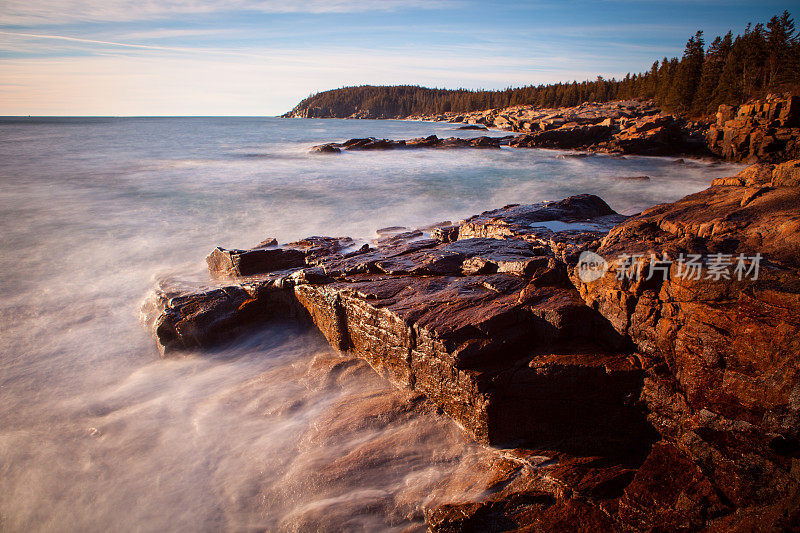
[0,1,795,116]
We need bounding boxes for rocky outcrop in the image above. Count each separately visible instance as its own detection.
[145,162,800,531]
[310,135,509,153]
[151,195,650,454]
[707,94,800,162]
[570,162,800,531]
[407,100,660,130]
[310,103,708,157]
[408,100,708,157]
[294,94,800,161]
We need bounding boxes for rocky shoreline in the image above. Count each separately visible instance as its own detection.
[146,159,800,531]
[299,95,800,162]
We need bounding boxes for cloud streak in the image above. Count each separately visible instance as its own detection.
[0,0,458,25]
[0,31,213,53]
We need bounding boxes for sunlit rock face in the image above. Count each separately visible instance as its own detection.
[707,94,800,162]
[149,163,800,531]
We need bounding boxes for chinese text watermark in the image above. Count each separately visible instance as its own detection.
[577,251,762,283]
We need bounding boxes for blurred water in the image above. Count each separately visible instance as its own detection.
[0,117,742,531]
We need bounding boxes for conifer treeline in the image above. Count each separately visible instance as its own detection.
[288,11,799,118]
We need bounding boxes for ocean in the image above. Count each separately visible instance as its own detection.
[0,117,742,531]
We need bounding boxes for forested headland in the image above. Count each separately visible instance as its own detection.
[285,11,799,119]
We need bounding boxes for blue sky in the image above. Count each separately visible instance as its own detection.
[0,1,795,115]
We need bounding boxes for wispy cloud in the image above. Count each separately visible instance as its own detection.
[117,28,233,40]
[0,0,459,25]
[0,30,214,53]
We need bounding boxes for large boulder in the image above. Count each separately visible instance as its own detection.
[153,195,651,454]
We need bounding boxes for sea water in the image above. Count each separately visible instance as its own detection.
[0,117,742,531]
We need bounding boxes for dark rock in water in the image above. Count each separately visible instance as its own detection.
[405,134,440,148]
[308,111,705,157]
[286,235,355,263]
[457,124,488,130]
[207,236,355,277]
[147,162,800,531]
[152,280,303,356]
[158,194,643,453]
[310,144,341,154]
[207,246,306,277]
[432,224,459,243]
[375,226,409,239]
[309,134,505,153]
[468,135,501,148]
[614,175,651,181]
[509,124,614,150]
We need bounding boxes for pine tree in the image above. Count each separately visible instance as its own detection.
[766,11,799,88]
[692,32,733,115]
[666,31,705,113]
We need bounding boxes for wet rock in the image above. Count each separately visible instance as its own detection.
[509,124,613,150]
[207,236,355,277]
[310,135,505,152]
[155,195,644,452]
[309,144,340,154]
[308,99,711,158]
[207,246,306,277]
[152,279,302,356]
[608,114,701,156]
[617,442,730,530]
[148,170,800,530]
[286,235,355,263]
[457,194,627,263]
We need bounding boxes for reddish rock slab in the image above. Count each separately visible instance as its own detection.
[154,194,648,452]
[147,175,800,531]
[569,163,800,531]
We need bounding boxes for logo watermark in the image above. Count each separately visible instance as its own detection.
[576,251,609,282]
[576,251,762,283]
